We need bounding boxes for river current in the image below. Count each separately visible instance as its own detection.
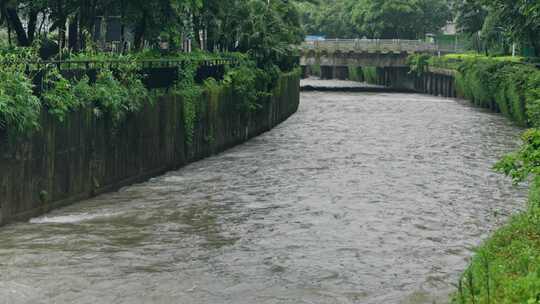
[0,84,528,303]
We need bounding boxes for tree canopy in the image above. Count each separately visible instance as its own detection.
[0,0,306,63]
[453,0,540,55]
[297,0,451,39]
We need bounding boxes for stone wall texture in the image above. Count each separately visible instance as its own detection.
[0,72,300,226]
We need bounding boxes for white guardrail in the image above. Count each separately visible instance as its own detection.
[301,39,441,53]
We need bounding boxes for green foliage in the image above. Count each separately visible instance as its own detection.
[407,54,430,76]
[526,73,540,128]
[171,54,277,144]
[297,0,451,39]
[363,66,378,84]
[92,65,148,126]
[0,45,40,66]
[495,130,540,184]
[410,54,540,127]
[351,0,451,39]
[0,49,151,135]
[223,65,269,113]
[0,45,287,140]
[296,0,358,38]
[452,176,540,304]
[309,64,321,77]
[347,66,364,82]
[454,0,540,56]
[41,68,79,122]
[0,66,41,136]
[171,61,203,144]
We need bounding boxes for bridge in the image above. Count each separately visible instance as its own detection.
[300,39,458,79]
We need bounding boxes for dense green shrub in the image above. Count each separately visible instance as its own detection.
[41,68,80,122]
[0,66,41,136]
[526,73,540,128]
[0,48,287,139]
[223,65,270,113]
[409,54,540,127]
[363,66,378,84]
[407,54,430,76]
[347,66,364,82]
[309,64,321,77]
[457,60,538,126]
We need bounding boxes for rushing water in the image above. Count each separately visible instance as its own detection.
[0,84,528,304]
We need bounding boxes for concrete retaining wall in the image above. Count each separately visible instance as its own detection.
[0,72,300,226]
[303,65,456,97]
[369,67,457,97]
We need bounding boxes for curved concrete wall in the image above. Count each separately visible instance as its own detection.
[0,72,300,226]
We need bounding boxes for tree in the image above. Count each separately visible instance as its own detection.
[454,0,487,34]
[487,0,540,56]
[350,0,450,39]
[296,0,358,38]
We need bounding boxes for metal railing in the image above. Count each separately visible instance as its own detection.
[14,58,238,91]
[21,58,237,72]
[301,39,442,53]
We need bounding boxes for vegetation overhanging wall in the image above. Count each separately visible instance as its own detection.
[0,72,300,226]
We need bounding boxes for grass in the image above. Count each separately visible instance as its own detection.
[428,54,526,70]
[452,177,540,304]
[348,65,364,82]
[363,66,378,84]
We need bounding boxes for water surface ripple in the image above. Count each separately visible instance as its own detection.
[0,88,527,304]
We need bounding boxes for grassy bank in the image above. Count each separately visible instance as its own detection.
[409,54,540,127]
[407,54,540,303]
[454,162,540,303]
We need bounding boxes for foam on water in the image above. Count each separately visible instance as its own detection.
[29,212,121,224]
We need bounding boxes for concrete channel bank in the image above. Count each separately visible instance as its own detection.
[0,72,300,226]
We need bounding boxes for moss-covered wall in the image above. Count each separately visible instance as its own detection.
[0,72,300,226]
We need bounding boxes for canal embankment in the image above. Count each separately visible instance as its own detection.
[0,70,300,226]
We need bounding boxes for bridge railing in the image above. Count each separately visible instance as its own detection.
[301,39,441,53]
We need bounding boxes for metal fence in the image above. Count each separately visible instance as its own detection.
[21,58,237,92]
[301,39,465,53]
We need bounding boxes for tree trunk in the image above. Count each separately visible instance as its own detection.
[27,9,39,44]
[134,12,147,50]
[5,8,29,46]
[68,15,79,51]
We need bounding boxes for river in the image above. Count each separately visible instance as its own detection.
[0,85,528,304]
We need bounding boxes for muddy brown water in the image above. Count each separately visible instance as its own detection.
[0,85,527,304]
